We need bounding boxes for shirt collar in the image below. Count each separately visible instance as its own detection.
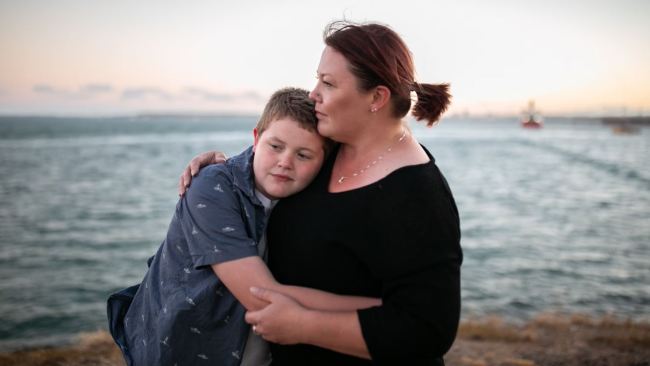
[229,145,276,208]
[254,189,278,214]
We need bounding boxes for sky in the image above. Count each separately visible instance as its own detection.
[1,0,649,117]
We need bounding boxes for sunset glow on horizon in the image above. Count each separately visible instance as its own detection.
[1,0,648,117]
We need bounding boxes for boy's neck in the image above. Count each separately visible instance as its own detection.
[254,189,277,212]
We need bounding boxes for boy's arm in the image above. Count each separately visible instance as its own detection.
[181,158,378,311]
[212,256,380,312]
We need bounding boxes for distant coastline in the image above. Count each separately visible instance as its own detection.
[0,112,260,120]
[446,115,650,124]
[601,116,650,126]
[1,113,648,124]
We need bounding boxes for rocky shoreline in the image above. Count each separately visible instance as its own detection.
[1,314,648,366]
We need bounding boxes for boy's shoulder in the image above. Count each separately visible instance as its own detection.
[195,163,232,180]
[190,146,255,197]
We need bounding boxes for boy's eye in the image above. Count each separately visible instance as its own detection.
[297,152,313,160]
[269,143,282,151]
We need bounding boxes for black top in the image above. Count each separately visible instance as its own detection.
[267,145,462,366]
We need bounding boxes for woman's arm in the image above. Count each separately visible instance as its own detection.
[182,161,380,313]
[212,256,380,312]
[245,288,371,359]
[245,257,460,362]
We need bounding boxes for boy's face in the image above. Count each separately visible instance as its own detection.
[252,117,325,200]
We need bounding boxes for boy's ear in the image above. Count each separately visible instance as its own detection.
[252,128,259,152]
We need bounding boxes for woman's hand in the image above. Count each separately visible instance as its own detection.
[178,151,227,196]
[245,287,309,345]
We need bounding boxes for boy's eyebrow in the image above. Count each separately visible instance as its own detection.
[297,145,319,154]
[268,136,286,144]
[268,135,319,154]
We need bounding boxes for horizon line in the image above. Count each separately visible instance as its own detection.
[0,112,646,120]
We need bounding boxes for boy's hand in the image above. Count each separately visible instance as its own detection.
[178,151,227,196]
[245,287,308,345]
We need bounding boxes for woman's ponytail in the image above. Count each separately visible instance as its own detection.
[411,83,451,126]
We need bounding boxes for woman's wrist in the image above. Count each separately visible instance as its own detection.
[295,308,319,344]
[295,309,370,359]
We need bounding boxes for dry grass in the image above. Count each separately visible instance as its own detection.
[447,313,650,366]
[458,315,536,343]
[1,314,648,366]
[0,330,125,366]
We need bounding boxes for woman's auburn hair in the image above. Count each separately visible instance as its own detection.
[323,21,451,126]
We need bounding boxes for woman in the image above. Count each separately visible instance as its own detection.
[180,21,461,365]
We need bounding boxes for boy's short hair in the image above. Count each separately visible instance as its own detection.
[256,87,335,155]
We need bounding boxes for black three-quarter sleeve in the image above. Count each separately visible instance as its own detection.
[357,163,462,365]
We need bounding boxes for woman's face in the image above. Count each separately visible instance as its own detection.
[309,46,374,142]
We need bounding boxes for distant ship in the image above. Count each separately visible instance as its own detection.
[611,124,640,135]
[602,117,643,135]
[520,100,543,129]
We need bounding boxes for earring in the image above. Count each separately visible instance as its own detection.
[370,107,377,113]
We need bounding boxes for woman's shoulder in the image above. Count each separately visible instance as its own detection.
[372,145,456,214]
[381,145,440,186]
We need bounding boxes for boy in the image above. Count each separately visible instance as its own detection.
[107,88,378,366]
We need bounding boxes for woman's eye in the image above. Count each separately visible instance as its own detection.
[317,75,332,87]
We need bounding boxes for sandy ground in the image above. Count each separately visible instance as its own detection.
[1,314,648,366]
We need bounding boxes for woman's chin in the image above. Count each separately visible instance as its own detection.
[316,124,336,139]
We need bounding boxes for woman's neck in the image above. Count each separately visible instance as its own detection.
[330,119,419,189]
[337,121,406,162]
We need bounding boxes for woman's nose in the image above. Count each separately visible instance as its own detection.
[309,86,320,102]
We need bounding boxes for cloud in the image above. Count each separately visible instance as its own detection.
[183,87,263,102]
[33,84,64,95]
[33,83,114,99]
[29,83,264,110]
[184,87,233,101]
[80,83,113,94]
[120,86,264,103]
[121,87,173,101]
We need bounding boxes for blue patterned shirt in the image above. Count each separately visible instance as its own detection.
[108,146,271,366]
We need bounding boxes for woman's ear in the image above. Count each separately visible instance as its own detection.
[370,85,391,112]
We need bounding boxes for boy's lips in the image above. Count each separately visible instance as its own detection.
[271,173,292,182]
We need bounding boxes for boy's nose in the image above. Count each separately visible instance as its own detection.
[277,153,293,169]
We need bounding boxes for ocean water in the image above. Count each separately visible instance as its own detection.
[0,115,648,351]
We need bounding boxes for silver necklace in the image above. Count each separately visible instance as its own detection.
[337,129,408,184]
